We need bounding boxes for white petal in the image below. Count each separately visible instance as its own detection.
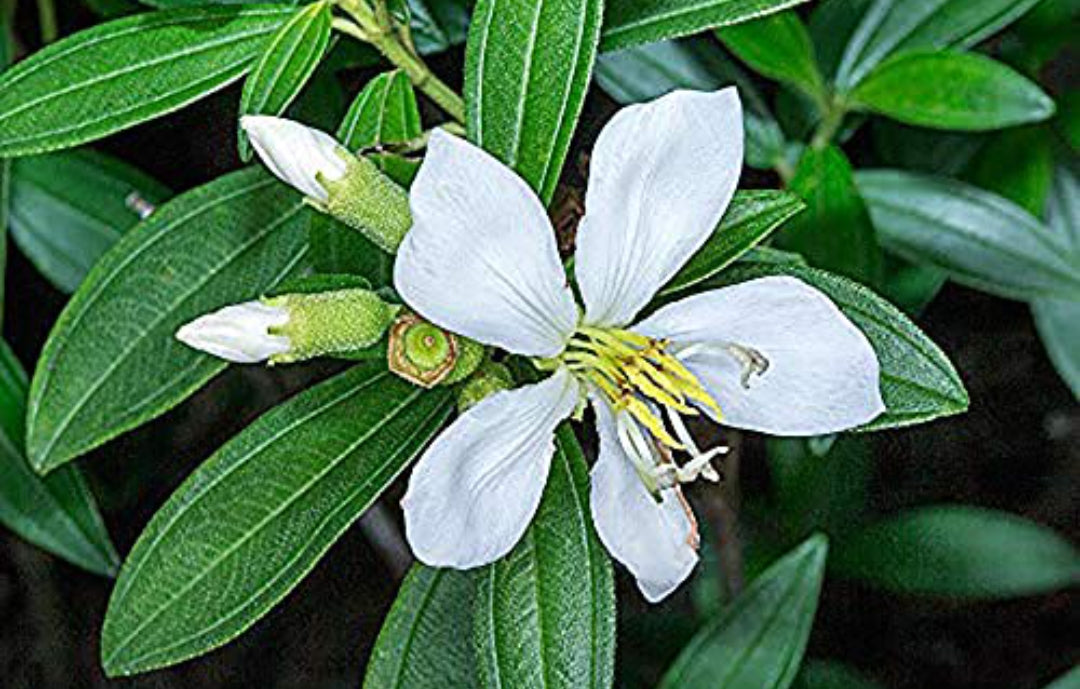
[242,115,347,203]
[176,301,290,363]
[576,88,744,328]
[635,276,886,436]
[402,367,580,568]
[589,399,698,603]
[394,131,578,357]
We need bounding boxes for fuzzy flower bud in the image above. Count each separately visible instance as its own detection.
[456,361,514,412]
[177,288,399,365]
[242,115,412,253]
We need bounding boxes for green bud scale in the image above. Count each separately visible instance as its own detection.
[320,155,412,254]
[266,288,399,364]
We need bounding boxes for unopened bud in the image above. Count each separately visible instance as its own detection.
[456,362,514,412]
[387,313,484,388]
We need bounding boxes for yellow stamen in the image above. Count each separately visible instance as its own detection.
[621,396,684,449]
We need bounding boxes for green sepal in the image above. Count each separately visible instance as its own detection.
[320,155,412,254]
[266,288,399,364]
[456,361,514,412]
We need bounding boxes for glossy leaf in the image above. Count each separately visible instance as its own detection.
[856,169,1080,302]
[9,150,171,293]
[1045,667,1080,689]
[408,0,471,54]
[663,190,805,294]
[807,0,874,80]
[465,0,603,203]
[871,119,984,176]
[794,661,887,689]
[102,365,453,676]
[965,125,1053,216]
[600,0,810,52]
[659,535,828,689]
[593,38,787,170]
[0,5,294,157]
[26,168,310,473]
[851,51,1055,131]
[0,340,119,576]
[239,1,333,160]
[780,146,882,286]
[834,0,1044,89]
[706,262,969,430]
[473,426,615,689]
[718,11,824,102]
[832,506,1080,598]
[0,158,7,326]
[337,70,423,151]
[363,565,479,689]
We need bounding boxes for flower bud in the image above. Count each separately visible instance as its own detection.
[242,115,412,253]
[176,288,399,365]
[387,313,484,388]
[456,361,514,412]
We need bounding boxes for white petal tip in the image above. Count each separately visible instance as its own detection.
[242,116,347,201]
[175,301,290,364]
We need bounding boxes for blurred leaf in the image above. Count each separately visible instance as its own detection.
[287,52,348,131]
[965,125,1053,215]
[239,1,333,160]
[9,150,171,293]
[0,5,294,157]
[705,262,970,430]
[807,0,874,79]
[26,168,310,473]
[833,0,1044,90]
[83,0,142,17]
[600,0,812,52]
[0,340,119,576]
[718,11,824,103]
[871,120,984,176]
[663,190,806,294]
[659,535,828,689]
[594,37,787,170]
[363,565,479,689]
[793,660,887,689]
[857,169,1080,301]
[851,51,1056,131]
[832,506,1080,598]
[408,0,471,54]
[0,158,7,326]
[102,365,453,677]
[473,426,615,689]
[780,146,883,286]
[337,70,422,150]
[1044,666,1080,689]
[879,257,947,316]
[465,0,603,204]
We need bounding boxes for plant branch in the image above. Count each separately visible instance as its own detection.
[36,0,57,43]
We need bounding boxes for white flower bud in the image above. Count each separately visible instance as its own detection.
[241,115,348,203]
[176,301,290,363]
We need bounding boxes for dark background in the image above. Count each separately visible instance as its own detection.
[1,3,1077,688]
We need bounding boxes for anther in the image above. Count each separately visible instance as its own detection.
[725,344,770,389]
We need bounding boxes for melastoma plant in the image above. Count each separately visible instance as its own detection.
[2,0,1073,686]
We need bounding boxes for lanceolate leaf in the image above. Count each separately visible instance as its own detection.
[831,506,1080,598]
[101,365,453,677]
[337,70,423,150]
[663,190,806,294]
[26,168,310,473]
[0,341,119,577]
[833,0,1044,89]
[0,5,294,157]
[9,150,171,293]
[0,158,8,326]
[851,51,1055,131]
[408,0,471,54]
[856,169,1080,302]
[658,535,828,689]
[1044,667,1080,689]
[465,0,603,203]
[717,11,825,102]
[363,565,479,689]
[600,0,810,52]
[239,1,333,160]
[473,425,615,689]
[705,262,969,430]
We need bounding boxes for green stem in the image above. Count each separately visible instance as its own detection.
[334,1,466,124]
[36,0,56,43]
[810,98,848,151]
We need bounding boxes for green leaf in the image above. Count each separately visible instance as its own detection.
[9,150,171,293]
[1044,666,1080,689]
[965,125,1053,215]
[363,565,479,689]
[239,1,333,160]
[871,119,984,175]
[834,0,1044,89]
[0,158,8,326]
[408,0,471,54]
[856,169,1080,301]
[0,340,119,576]
[465,0,603,204]
[0,5,294,158]
[473,425,615,689]
[101,364,453,676]
[663,190,805,295]
[26,168,310,473]
[807,0,874,80]
[851,51,1055,131]
[337,69,423,150]
[793,661,887,689]
[592,38,787,170]
[659,535,828,689]
[706,262,969,430]
[832,506,1080,598]
[600,0,811,52]
[779,146,883,286]
[717,11,824,102]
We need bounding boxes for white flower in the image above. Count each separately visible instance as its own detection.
[241,115,348,203]
[396,88,886,602]
[176,301,290,363]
